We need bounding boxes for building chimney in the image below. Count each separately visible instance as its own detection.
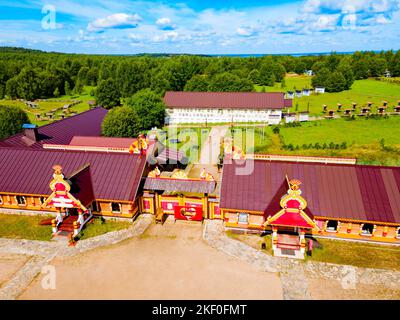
[22,124,39,142]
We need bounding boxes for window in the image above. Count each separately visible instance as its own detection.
[0,195,2,205]
[40,197,47,205]
[91,201,100,212]
[16,195,26,206]
[111,202,121,213]
[237,213,249,225]
[361,223,374,236]
[326,220,338,232]
[397,228,400,239]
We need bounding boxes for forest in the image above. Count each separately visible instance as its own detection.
[1,47,400,105]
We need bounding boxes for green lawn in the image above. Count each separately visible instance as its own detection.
[256,76,400,116]
[77,217,131,240]
[162,126,211,161]
[307,237,400,271]
[0,214,52,241]
[0,86,96,126]
[280,117,400,146]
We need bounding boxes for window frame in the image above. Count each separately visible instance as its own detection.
[361,223,374,236]
[111,202,122,214]
[237,212,249,225]
[15,195,27,206]
[326,220,338,232]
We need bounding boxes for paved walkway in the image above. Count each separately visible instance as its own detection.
[198,126,228,165]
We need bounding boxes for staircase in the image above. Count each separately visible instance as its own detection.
[57,216,79,233]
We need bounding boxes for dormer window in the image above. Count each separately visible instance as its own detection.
[16,195,26,206]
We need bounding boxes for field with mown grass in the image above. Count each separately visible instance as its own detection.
[0,86,96,126]
[307,238,400,271]
[232,116,400,166]
[0,214,131,241]
[77,217,131,240]
[0,214,52,241]
[256,75,400,116]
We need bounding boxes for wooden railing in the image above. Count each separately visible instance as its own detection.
[246,154,357,165]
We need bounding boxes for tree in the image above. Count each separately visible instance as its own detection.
[64,81,71,96]
[96,78,121,109]
[312,67,331,88]
[102,106,141,137]
[15,67,42,100]
[209,72,254,92]
[126,89,166,129]
[184,75,209,92]
[258,63,276,86]
[337,59,355,90]
[326,71,347,92]
[248,69,261,84]
[5,77,19,99]
[53,87,60,97]
[0,105,30,139]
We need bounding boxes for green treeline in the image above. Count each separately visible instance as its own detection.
[1,47,400,103]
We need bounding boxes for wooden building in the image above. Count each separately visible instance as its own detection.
[163,91,292,125]
[220,159,400,258]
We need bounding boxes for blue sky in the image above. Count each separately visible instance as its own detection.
[0,0,399,54]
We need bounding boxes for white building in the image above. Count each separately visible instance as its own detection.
[299,112,309,122]
[315,86,326,94]
[164,92,292,125]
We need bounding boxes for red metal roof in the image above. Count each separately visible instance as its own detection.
[220,160,400,224]
[69,136,137,149]
[0,147,146,202]
[68,164,95,208]
[0,107,108,149]
[143,177,216,194]
[164,91,289,110]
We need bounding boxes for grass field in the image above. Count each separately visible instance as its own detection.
[307,237,400,271]
[256,75,400,116]
[0,86,95,126]
[232,116,400,165]
[230,231,400,271]
[0,214,52,241]
[78,217,131,240]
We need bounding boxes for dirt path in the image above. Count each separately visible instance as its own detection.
[19,222,283,300]
[198,126,228,165]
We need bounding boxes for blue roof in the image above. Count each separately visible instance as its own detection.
[22,124,37,129]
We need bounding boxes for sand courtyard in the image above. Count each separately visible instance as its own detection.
[18,221,283,300]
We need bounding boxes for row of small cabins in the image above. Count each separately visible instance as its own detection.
[0,91,399,259]
[323,101,400,118]
[286,87,325,99]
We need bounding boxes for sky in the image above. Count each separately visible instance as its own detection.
[0,0,399,55]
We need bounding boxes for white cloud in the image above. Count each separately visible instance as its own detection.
[87,13,141,32]
[236,26,259,37]
[156,17,176,30]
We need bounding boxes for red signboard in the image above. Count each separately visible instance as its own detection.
[174,205,203,221]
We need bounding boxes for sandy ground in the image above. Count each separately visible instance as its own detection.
[0,254,29,287]
[308,278,400,300]
[19,222,283,300]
